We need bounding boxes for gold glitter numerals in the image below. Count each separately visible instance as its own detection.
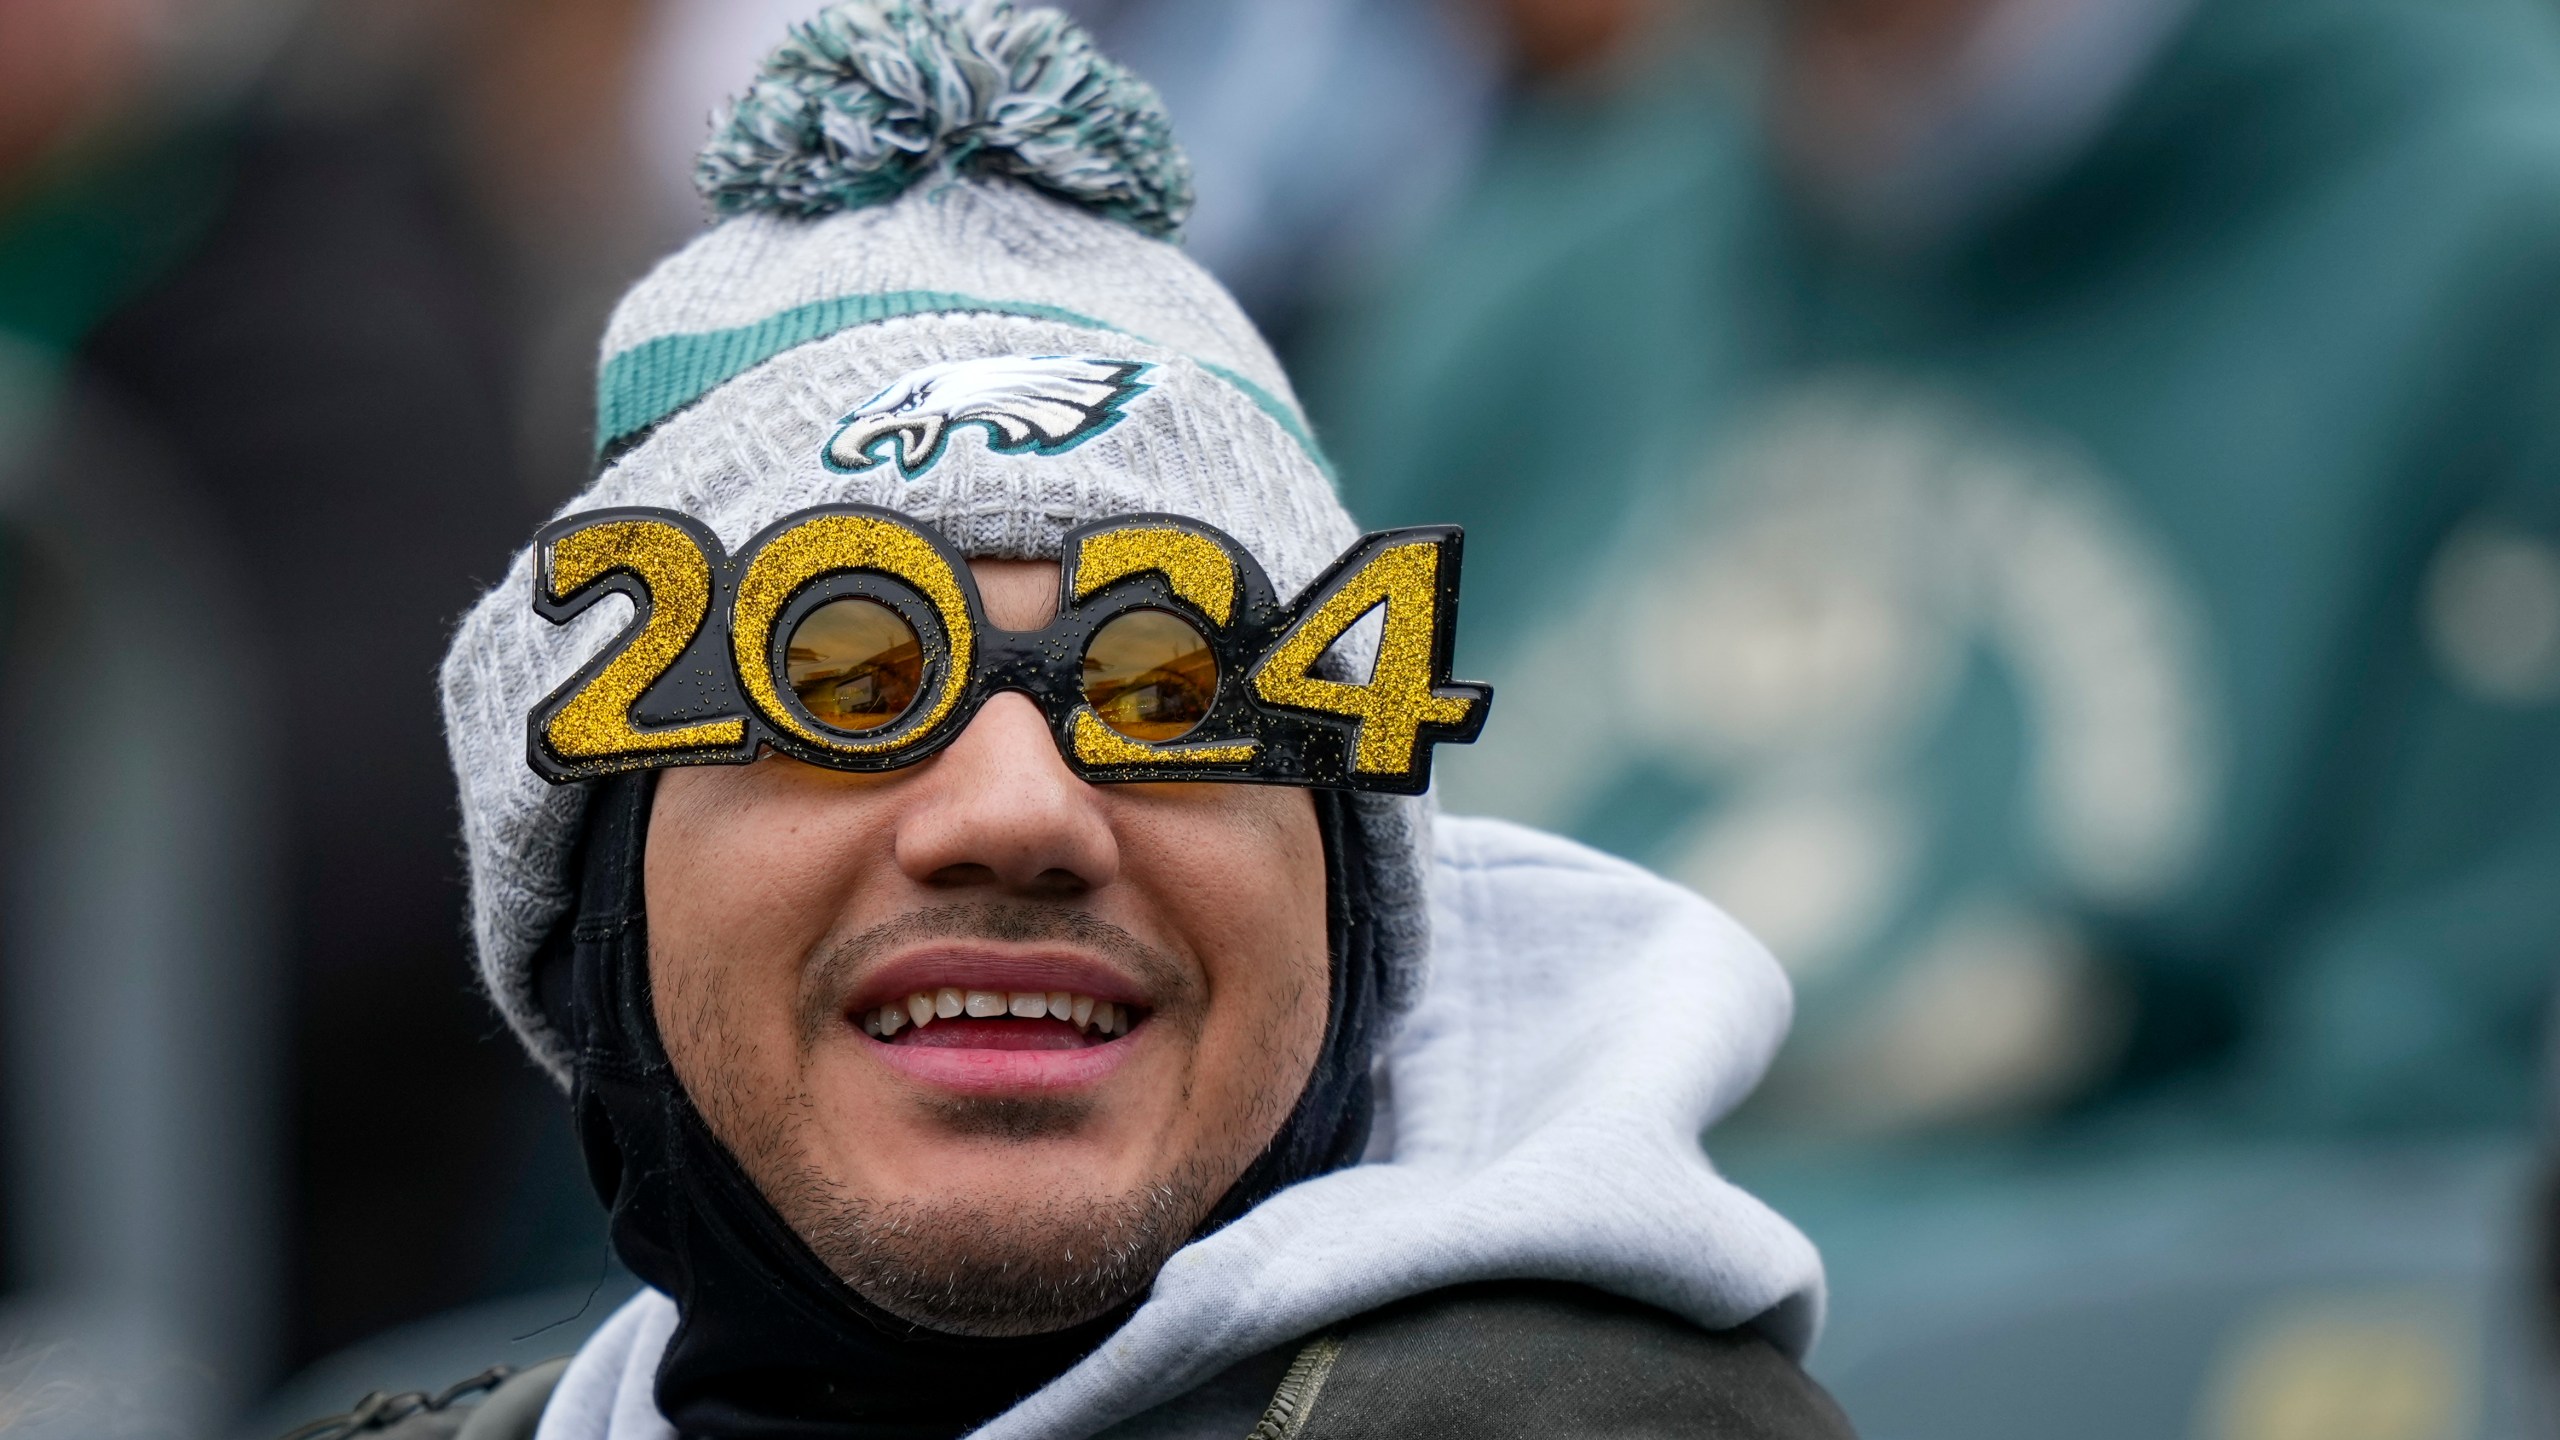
[532,514,747,772]
[729,510,978,761]
[1252,530,1490,781]
[523,507,1492,792]
[1062,519,1262,770]
[1069,524,1240,625]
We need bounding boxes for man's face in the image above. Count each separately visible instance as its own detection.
[646,559,1331,1336]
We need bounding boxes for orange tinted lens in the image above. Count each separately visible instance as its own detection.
[1082,609,1217,742]
[787,598,924,732]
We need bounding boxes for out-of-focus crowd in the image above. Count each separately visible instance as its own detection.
[3,0,2556,1436]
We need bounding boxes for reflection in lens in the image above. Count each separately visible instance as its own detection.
[787,597,924,733]
[1082,609,1217,742]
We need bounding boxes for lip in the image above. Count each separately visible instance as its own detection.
[846,945,1153,1016]
[869,1028,1140,1093]
[843,944,1152,1096]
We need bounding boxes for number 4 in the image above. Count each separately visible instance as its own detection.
[1252,530,1490,783]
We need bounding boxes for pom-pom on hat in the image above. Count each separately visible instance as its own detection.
[697,1,1192,235]
[440,0,1429,1084]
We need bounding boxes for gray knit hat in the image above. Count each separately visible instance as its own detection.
[439,0,1429,1084]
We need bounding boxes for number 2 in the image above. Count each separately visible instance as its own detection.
[534,516,745,768]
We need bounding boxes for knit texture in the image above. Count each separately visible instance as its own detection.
[440,5,1418,1083]
[698,0,1191,237]
[592,184,1298,459]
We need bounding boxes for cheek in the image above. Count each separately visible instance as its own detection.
[1122,789,1325,922]
[648,768,880,974]
[1118,790,1330,1113]
[644,768,892,1134]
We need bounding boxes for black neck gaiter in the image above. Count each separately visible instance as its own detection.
[535,773,1379,1440]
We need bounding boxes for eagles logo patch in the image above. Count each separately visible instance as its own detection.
[823,355,1152,479]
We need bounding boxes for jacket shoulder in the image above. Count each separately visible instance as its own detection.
[277,1358,568,1440]
[1273,1282,1854,1440]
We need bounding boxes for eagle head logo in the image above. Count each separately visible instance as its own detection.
[823,355,1153,479]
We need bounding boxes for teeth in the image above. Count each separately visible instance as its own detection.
[867,988,1138,1038]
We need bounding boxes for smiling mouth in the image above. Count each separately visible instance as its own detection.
[859,989,1142,1050]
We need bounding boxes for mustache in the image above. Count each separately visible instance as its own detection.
[795,903,1195,1051]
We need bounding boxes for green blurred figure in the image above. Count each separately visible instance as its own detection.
[0,0,594,1426]
[1308,0,2560,1147]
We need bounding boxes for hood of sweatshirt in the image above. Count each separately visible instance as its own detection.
[534,815,1826,1440]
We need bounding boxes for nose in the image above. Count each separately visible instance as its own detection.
[893,690,1120,895]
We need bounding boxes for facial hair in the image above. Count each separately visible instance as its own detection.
[677,903,1282,1337]
[758,1145,1227,1336]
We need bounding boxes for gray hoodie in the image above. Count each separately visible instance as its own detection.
[531,815,1826,1440]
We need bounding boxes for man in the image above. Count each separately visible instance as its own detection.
[302,4,1846,1437]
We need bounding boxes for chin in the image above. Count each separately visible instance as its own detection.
[774,1129,1229,1339]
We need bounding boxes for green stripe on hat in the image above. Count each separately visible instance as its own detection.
[593,290,1333,481]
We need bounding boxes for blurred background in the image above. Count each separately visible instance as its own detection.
[2,0,2556,1435]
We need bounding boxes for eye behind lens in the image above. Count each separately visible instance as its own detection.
[1082,608,1218,743]
[787,597,924,733]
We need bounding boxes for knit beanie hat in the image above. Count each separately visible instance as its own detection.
[439,0,1429,1084]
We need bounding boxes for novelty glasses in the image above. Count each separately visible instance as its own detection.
[525,506,1491,795]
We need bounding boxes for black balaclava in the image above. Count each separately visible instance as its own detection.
[535,771,1380,1440]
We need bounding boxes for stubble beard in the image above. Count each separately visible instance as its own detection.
[759,1138,1228,1336]
[678,903,1291,1338]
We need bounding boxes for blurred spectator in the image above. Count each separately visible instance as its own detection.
[3,10,281,1437]
[201,0,681,1379]
[0,0,678,1427]
[1308,0,2560,1151]
[1302,3,2560,1431]
[2,6,300,1433]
